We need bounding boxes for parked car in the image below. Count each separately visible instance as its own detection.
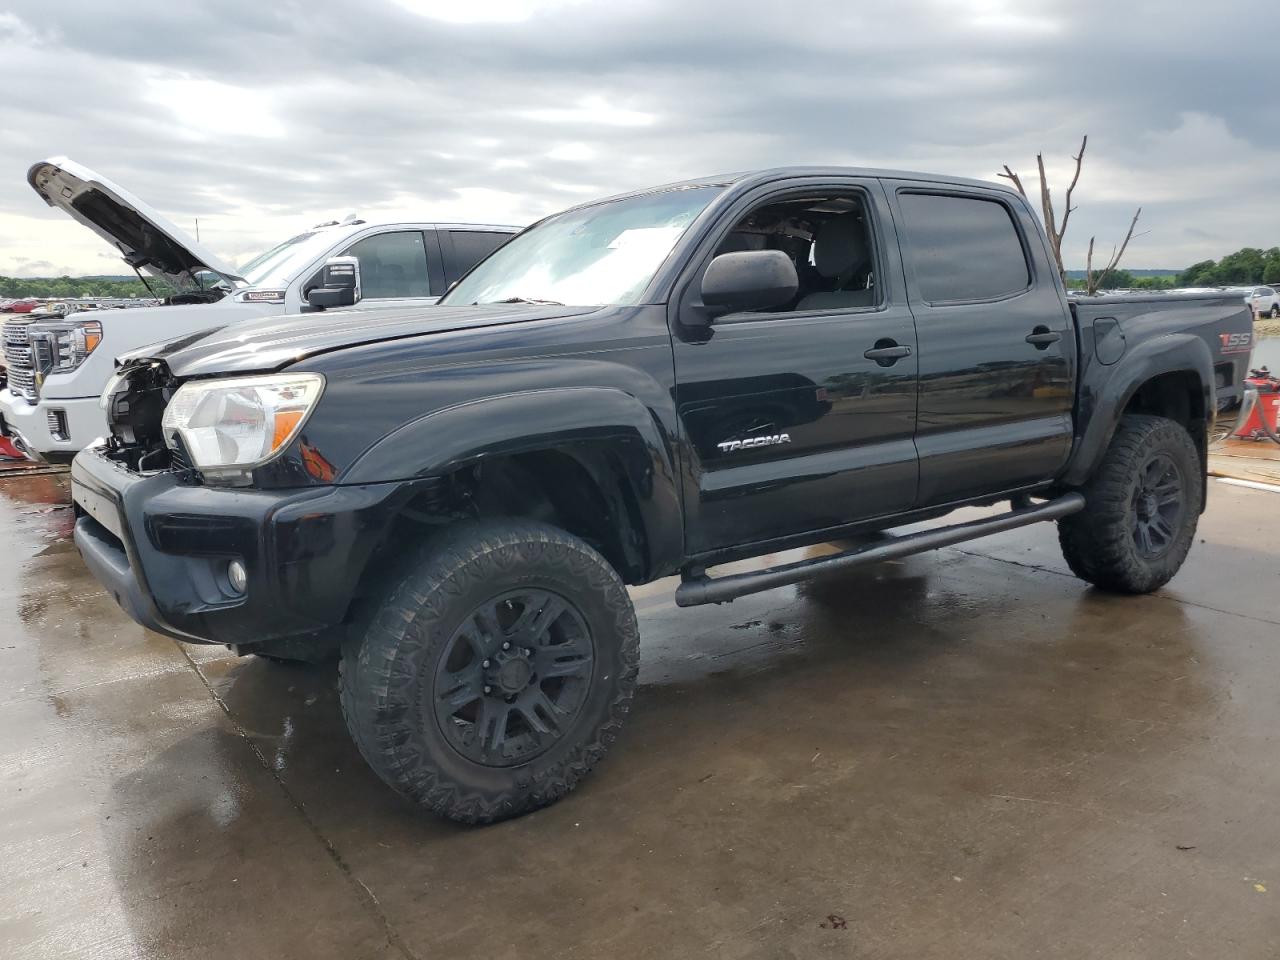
[1245,285,1280,318]
[71,166,1251,824]
[25,301,70,319]
[0,157,519,463]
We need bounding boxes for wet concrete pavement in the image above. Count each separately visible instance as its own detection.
[2,473,1278,959]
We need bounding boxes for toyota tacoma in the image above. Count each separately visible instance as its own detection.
[70,167,1252,823]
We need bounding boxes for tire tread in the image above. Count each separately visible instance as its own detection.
[1058,413,1201,594]
[339,520,639,824]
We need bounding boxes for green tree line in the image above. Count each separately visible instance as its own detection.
[1062,246,1280,292]
[1065,270,1178,291]
[1,275,170,300]
[1176,247,1280,287]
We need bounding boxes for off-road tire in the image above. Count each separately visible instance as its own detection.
[1058,414,1202,594]
[339,519,640,824]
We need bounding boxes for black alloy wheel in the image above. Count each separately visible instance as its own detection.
[340,519,639,823]
[433,590,594,767]
[1130,452,1184,559]
[1057,414,1202,594]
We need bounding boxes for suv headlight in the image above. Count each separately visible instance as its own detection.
[30,318,103,373]
[161,373,324,481]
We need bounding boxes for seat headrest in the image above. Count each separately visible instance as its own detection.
[717,232,766,256]
[812,216,869,279]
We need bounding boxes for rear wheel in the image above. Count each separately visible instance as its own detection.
[1270,304,1279,319]
[1058,414,1201,594]
[340,520,639,823]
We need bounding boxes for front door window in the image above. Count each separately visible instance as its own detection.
[343,231,432,299]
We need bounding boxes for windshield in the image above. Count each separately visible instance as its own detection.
[442,186,724,307]
[238,230,343,289]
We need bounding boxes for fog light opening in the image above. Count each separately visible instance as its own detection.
[227,559,248,595]
[47,409,69,442]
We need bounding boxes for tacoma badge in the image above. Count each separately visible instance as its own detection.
[717,433,791,453]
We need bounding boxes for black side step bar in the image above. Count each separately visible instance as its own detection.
[675,493,1086,607]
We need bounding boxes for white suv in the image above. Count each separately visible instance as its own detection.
[1,157,518,462]
[1246,285,1280,319]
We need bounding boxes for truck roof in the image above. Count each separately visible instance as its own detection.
[565,165,1018,214]
[309,218,520,233]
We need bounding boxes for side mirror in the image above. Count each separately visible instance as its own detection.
[700,250,799,317]
[306,256,362,310]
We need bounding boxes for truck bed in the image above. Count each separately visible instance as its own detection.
[1070,292,1254,407]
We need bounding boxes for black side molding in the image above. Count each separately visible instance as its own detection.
[675,493,1086,607]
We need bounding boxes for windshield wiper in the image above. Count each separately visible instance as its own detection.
[482,296,566,306]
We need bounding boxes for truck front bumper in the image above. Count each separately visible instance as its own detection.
[0,389,105,463]
[70,447,432,647]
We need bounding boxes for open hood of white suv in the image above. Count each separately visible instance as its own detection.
[27,157,245,293]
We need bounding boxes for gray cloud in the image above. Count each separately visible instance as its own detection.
[0,0,1275,275]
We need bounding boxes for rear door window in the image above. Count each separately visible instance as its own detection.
[443,230,511,285]
[897,192,1030,303]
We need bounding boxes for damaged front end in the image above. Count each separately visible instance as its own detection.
[97,360,187,473]
[71,373,430,651]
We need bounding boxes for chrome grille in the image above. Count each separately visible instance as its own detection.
[3,319,36,401]
[7,366,35,398]
[2,319,29,347]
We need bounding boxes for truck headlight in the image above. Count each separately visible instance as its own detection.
[30,318,103,373]
[161,373,324,480]
[99,371,127,411]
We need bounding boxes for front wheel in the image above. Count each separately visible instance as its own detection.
[340,520,640,823]
[1058,414,1202,594]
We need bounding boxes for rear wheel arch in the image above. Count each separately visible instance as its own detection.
[1123,368,1206,434]
[1064,335,1213,488]
[1115,369,1209,510]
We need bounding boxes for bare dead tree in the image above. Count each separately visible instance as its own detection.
[1085,208,1142,296]
[999,135,1141,295]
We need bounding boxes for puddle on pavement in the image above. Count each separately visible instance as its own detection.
[4,469,1278,959]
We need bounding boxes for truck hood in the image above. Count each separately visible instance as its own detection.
[119,303,600,378]
[28,157,245,292]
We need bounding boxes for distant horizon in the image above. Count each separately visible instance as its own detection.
[0,269,1204,285]
[1063,269,1181,278]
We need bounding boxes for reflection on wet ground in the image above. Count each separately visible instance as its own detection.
[2,473,1279,958]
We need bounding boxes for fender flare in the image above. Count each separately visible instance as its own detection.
[340,386,684,578]
[1063,332,1213,487]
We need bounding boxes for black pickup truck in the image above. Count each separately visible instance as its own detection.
[71,167,1252,823]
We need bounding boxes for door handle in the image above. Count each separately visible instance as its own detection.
[1025,327,1062,349]
[864,341,912,365]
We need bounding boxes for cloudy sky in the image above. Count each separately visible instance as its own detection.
[0,0,1273,277]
